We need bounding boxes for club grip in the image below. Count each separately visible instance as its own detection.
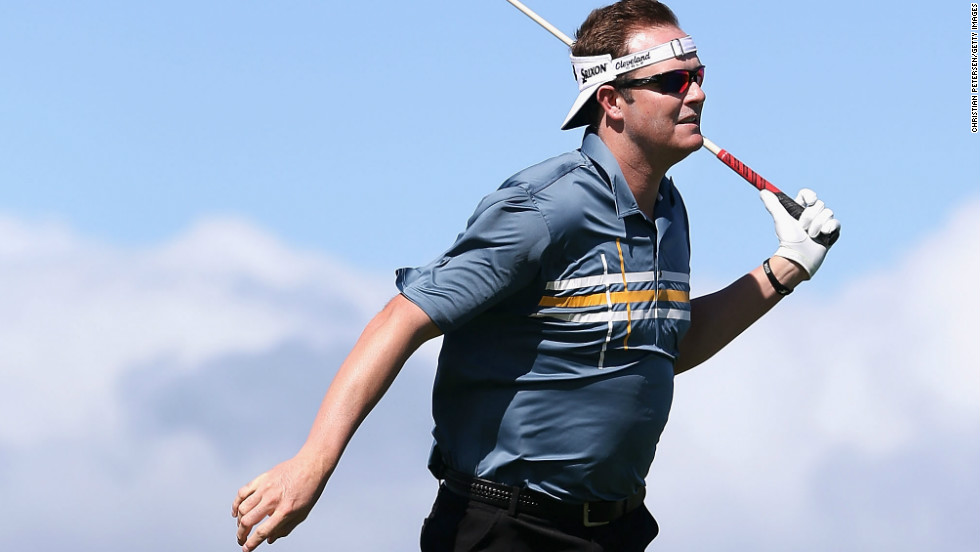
[718,152,779,194]
[775,191,840,248]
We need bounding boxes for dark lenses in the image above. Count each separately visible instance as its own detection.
[658,67,705,94]
[617,66,705,94]
[657,71,690,93]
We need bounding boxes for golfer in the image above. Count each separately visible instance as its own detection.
[232,1,841,550]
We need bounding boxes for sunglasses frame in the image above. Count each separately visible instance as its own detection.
[616,65,705,95]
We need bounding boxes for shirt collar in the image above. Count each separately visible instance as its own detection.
[580,130,675,221]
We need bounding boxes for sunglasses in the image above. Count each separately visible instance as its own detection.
[617,65,705,94]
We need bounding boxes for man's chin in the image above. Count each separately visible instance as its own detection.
[663,133,703,164]
[678,131,704,155]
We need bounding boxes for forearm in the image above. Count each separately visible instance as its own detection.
[232,295,440,551]
[295,294,440,476]
[674,256,805,374]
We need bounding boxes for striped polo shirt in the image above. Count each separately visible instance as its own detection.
[397,131,691,502]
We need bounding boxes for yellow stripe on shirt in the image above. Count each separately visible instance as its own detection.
[537,289,690,309]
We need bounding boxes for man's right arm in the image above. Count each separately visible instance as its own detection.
[231,293,441,552]
[674,188,840,374]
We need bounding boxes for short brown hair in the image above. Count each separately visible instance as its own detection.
[571,0,681,126]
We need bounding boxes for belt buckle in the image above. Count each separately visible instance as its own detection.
[582,502,610,527]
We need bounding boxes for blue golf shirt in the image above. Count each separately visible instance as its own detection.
[397,131,692,502]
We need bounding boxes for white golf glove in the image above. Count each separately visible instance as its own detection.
[760,188,841,277]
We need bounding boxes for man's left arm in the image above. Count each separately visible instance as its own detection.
[674,188,840,374]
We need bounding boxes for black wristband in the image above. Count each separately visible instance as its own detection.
[763,258,794,296]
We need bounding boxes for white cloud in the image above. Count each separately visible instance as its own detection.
[0,216,389,447]
[0,215,433,551]
[0,201,976,551]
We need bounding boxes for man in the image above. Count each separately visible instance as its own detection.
[231,1,841,551]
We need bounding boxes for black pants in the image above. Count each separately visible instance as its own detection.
[420,484,659,552]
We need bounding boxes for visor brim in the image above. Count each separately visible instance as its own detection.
[560,85,600,130]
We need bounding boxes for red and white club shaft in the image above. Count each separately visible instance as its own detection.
[505,1,781,196]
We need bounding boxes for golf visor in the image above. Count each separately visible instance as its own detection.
[561,35,697,130]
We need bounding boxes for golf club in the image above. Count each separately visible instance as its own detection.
[504,0,839,248]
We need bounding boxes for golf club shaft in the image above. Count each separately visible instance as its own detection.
[506,0,574,46]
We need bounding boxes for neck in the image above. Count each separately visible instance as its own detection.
[598,129,672,217]
[619,155,665,216]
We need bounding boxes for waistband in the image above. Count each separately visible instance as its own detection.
[440,467,646,527]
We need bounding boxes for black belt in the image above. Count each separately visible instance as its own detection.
[441,468,645,527]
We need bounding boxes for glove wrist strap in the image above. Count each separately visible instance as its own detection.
[763,258,794,296]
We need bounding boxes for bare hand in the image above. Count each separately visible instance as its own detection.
[232,456,329,552]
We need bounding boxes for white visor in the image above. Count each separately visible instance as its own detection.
[561,35,697,130]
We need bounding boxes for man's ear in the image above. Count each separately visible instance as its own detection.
[595,84,625,123]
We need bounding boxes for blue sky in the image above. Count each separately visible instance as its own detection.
[1,1,977,551]
[3,0,976,281]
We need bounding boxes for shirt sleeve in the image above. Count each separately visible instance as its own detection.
[396,185,551,333]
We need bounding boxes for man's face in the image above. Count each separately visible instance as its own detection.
[615,25,706,162]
